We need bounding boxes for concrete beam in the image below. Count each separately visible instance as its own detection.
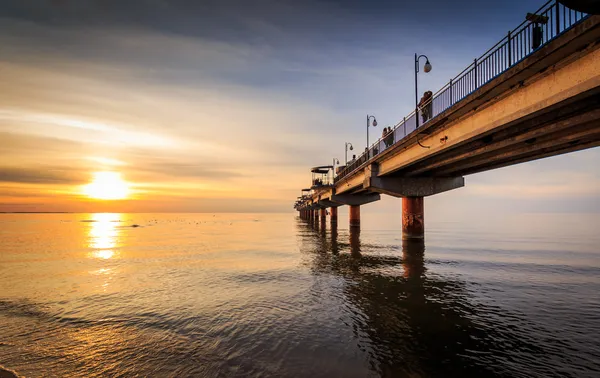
[335,172,365,195]
[317,199,339,208]
[406,107,600,176]
[363,176,464,197]
[330,193,381,206]
[435,126,600,176]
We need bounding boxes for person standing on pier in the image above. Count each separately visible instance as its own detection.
[382,127,389,148]
[418,90,433,124]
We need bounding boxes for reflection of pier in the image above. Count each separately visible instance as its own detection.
[296,220,536,377]
[295,3,599,240]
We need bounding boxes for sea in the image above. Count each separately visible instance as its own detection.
[0,212,599,377]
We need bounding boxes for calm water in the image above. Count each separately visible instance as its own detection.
[0,212,599,377]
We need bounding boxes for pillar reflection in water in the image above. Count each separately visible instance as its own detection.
[402,239,425,278]
[320,219,326,237]
[330,223,339,255]
[349,226,361,257]
[297,219,506,377]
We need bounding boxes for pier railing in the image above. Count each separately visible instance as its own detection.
[334,0,588,183]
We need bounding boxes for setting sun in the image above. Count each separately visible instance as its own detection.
[83,171,130,200]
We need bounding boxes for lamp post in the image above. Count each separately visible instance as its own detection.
[345,142,354,165]
[332,158,339,181]
[415,54,432,129]
[366,115,377,151]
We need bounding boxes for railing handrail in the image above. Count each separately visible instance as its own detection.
[330,0,589,186]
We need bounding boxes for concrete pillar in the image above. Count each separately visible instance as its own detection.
[314,209,319,222]
[330,206,338,224]
[320,208,326,227]
[349,205,360,228]
[402,196,424,240]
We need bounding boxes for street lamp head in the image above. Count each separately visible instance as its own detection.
[333,158,340,164]
[424,59,432,73]
[349,145,354,150]
[372,118,378,127]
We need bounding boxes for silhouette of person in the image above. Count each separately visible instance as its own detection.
[418,90,433,124]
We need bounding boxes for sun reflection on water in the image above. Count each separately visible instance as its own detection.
[88,213,122,259]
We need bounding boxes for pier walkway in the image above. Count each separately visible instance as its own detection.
[295,1,600,239]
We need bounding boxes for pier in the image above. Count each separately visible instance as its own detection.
[295,1,600,239]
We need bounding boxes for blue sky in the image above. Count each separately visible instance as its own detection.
[0,0,598,213]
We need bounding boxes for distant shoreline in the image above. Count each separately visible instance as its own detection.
[0,212,72,214]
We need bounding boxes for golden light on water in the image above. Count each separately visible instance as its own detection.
[95,250,115,259]
[83,171,130,200]
[88,213,121,259]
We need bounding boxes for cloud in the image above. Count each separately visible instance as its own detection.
[0,167,87,185]
[130,160,245,181]
[0,0,597,213]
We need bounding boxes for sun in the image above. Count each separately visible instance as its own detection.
[83,171,130,200]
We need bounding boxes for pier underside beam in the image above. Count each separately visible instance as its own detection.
[363,176,464,197]
[330,193,381,206]
[317,199,338,208]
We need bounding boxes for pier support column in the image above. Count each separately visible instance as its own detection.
[314,210,319,222]
[320,208,327,226]
[349,205,360,228]
[330,207,338,224]
[402,197,424,240]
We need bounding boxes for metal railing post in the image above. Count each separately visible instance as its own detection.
[449,79,453,105]
[473,58,478,90]
[507,31,512,66]
[555,0,560,36]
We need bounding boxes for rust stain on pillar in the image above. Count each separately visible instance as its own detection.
[330,207,338,223]
[402,197,424,239]
[349,205,360,228]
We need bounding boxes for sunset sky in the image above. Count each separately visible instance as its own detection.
[1,0,598,213]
